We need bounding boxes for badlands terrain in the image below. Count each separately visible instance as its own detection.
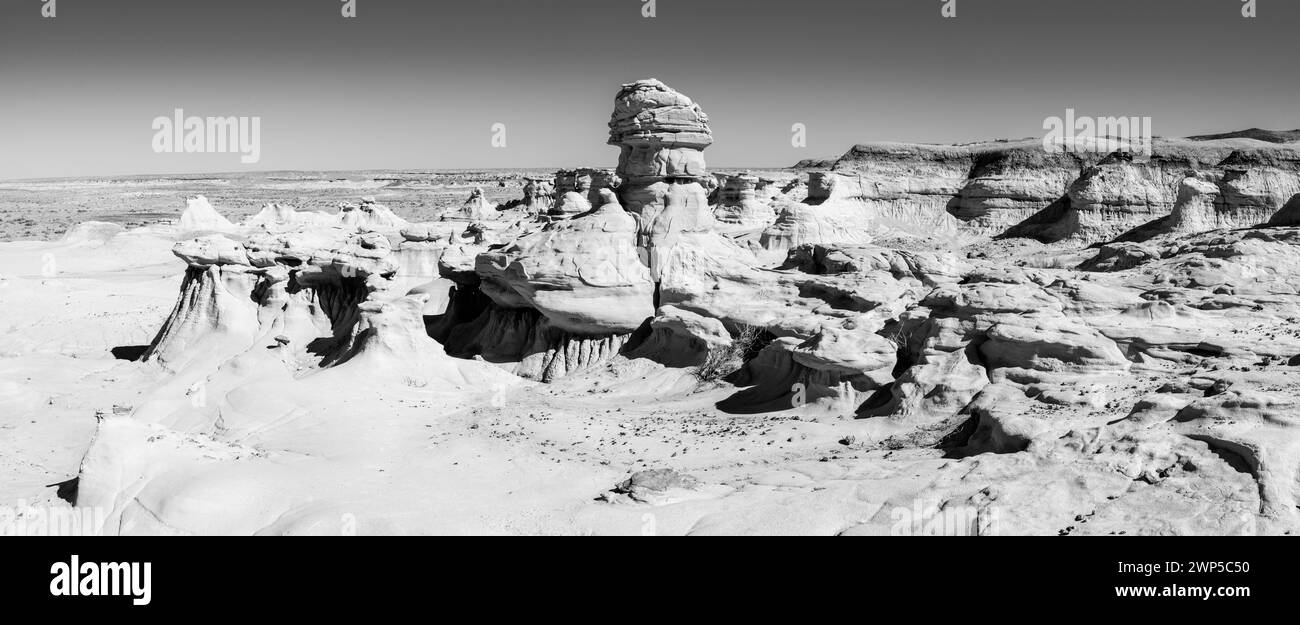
[3,79,1300,535]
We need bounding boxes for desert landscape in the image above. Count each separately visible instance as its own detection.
[3,78,1300,536]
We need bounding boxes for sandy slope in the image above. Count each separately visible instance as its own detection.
[0,229,178,509]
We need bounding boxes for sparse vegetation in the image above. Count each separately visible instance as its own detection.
[695,324,763,382]
[882,324,914,352]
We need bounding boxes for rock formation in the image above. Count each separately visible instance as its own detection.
[338,196,409,230]
[551,169,620,218]
[608,79,717,280]
[449,187,495,221]
[1163,177,1222,234]
[55,80,1300,536]
[245,202,334,231]
[477,188,652,336]
[1266,193,1300,227]
[521,176,555,215]
[179,196,236,232]
[712,173,776,228]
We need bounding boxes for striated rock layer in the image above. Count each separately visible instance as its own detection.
[810,139,1300,245]
[609,79,718,280]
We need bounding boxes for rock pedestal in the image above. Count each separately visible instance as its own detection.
[607,79,717,279]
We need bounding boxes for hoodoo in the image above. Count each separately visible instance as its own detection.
[607,79,717,280]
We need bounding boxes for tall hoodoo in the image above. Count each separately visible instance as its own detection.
[608,79,717,279]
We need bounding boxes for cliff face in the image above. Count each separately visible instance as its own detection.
[952,148,1086,231]
[817,139,1300,244]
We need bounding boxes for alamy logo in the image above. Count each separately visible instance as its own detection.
[791,123,807,148]
[1043,109,1152,157]
[49,556,152,606]
[1,500,105,536]
[152,109,262,164]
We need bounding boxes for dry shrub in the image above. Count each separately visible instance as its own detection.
[695,324,763,382]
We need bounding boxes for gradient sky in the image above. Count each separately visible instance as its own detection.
[1,0,1296,179]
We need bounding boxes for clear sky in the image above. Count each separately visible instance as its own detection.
[1,0,1295,179]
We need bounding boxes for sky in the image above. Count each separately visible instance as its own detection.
[0,0,1296,179]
